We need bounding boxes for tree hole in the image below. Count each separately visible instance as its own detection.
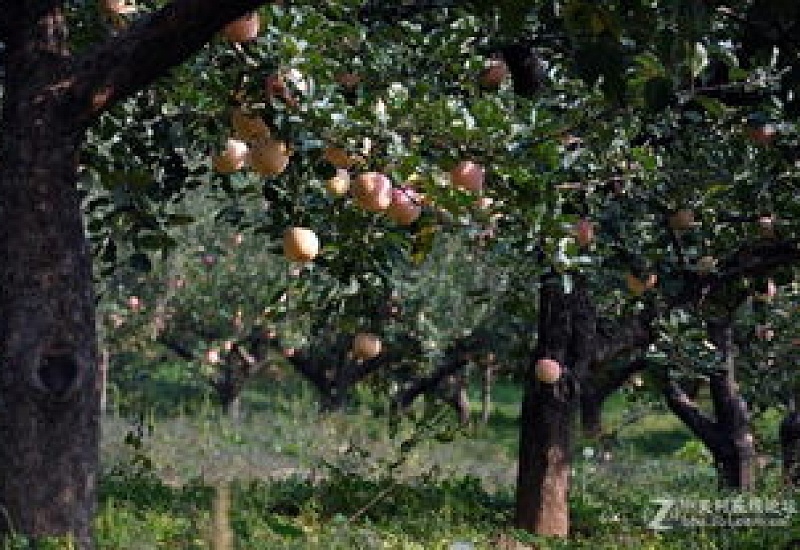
[38,354,79,397]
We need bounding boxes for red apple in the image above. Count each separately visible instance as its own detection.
[353,172,393,212]
[669,209,695,231]
[449,160,485,193]
[747,123,777,146]
[386,187,422,225]
[755,325,775,341]
[336,72,362,89]
[479,58,509,88]
[126,296,142,312]
[574,218,594,247]
[535,358,561,384]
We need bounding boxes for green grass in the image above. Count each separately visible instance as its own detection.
[87,370,800,549]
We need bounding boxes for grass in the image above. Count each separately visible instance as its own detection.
[83,369,800,548]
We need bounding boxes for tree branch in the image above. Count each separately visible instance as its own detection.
[70,0,273,122]
[594,310,654,365]
[594,357,648,400]
[663,380,720,446]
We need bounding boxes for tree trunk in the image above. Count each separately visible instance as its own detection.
[579,387,603,439]
[515,275,576,536]
[779,411,800,487]
[0,11,99,546]
[515,381,575,535]
[480,361,493,426]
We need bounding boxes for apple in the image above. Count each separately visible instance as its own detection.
[282,348,296,358]
[669,209,695,231]
[479,58,509,88]
[353,172,393,212]
[574,218,594,247]
[205,349,221,364]
[336,72,362,89]
[449,160,485,193]
[250,139,290,176]
[231,233,244,246]
[283,227,320,263]
[631,374,644,388]
[126,296,142,312]
[755,325,775,341]
[626,273,657,296]
[231,108,270,143]
[101,0,137,15]
[386,187,422,225]
[201,254,216,267]
[352,332,382,361]
[221,12,260,43]
[747,123,777,146]
[757,215,776,238]
[535,358,561,384]
[474,196,494,210]
[696,255,717,273]
[212,138,249,174]
[325,169,350,197]
[764,278,777,299]
[323,146,355,169]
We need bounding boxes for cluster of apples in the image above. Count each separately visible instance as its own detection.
[324,149,486,225]
[212,108,291,177]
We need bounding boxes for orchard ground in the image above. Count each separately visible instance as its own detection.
[70,362,800,549]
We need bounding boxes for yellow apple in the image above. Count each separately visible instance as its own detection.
[250,139,290,176]
[283,227,320,263]
[222,12,260,43]
[352,332,382,361]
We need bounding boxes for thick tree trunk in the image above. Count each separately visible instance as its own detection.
[779,411,800,487]
[515,275,576,536]
[0,25,99,550]
[515,381,575,535]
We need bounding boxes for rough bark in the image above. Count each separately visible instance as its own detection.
[480,359,494,426]
[664,373,755,490]
[780,411,800,487]
[515,274,576,536]
[0,6,99,547]
[0,2,276,545]
[580,358,648,438]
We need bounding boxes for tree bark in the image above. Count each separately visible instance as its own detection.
[780,411,800,487]
[480,360,493,426]
[579,388,603,439]
[0,3,277,545]
[664,373,755,490]
[0,7,100,547]
[515,274,576,536]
